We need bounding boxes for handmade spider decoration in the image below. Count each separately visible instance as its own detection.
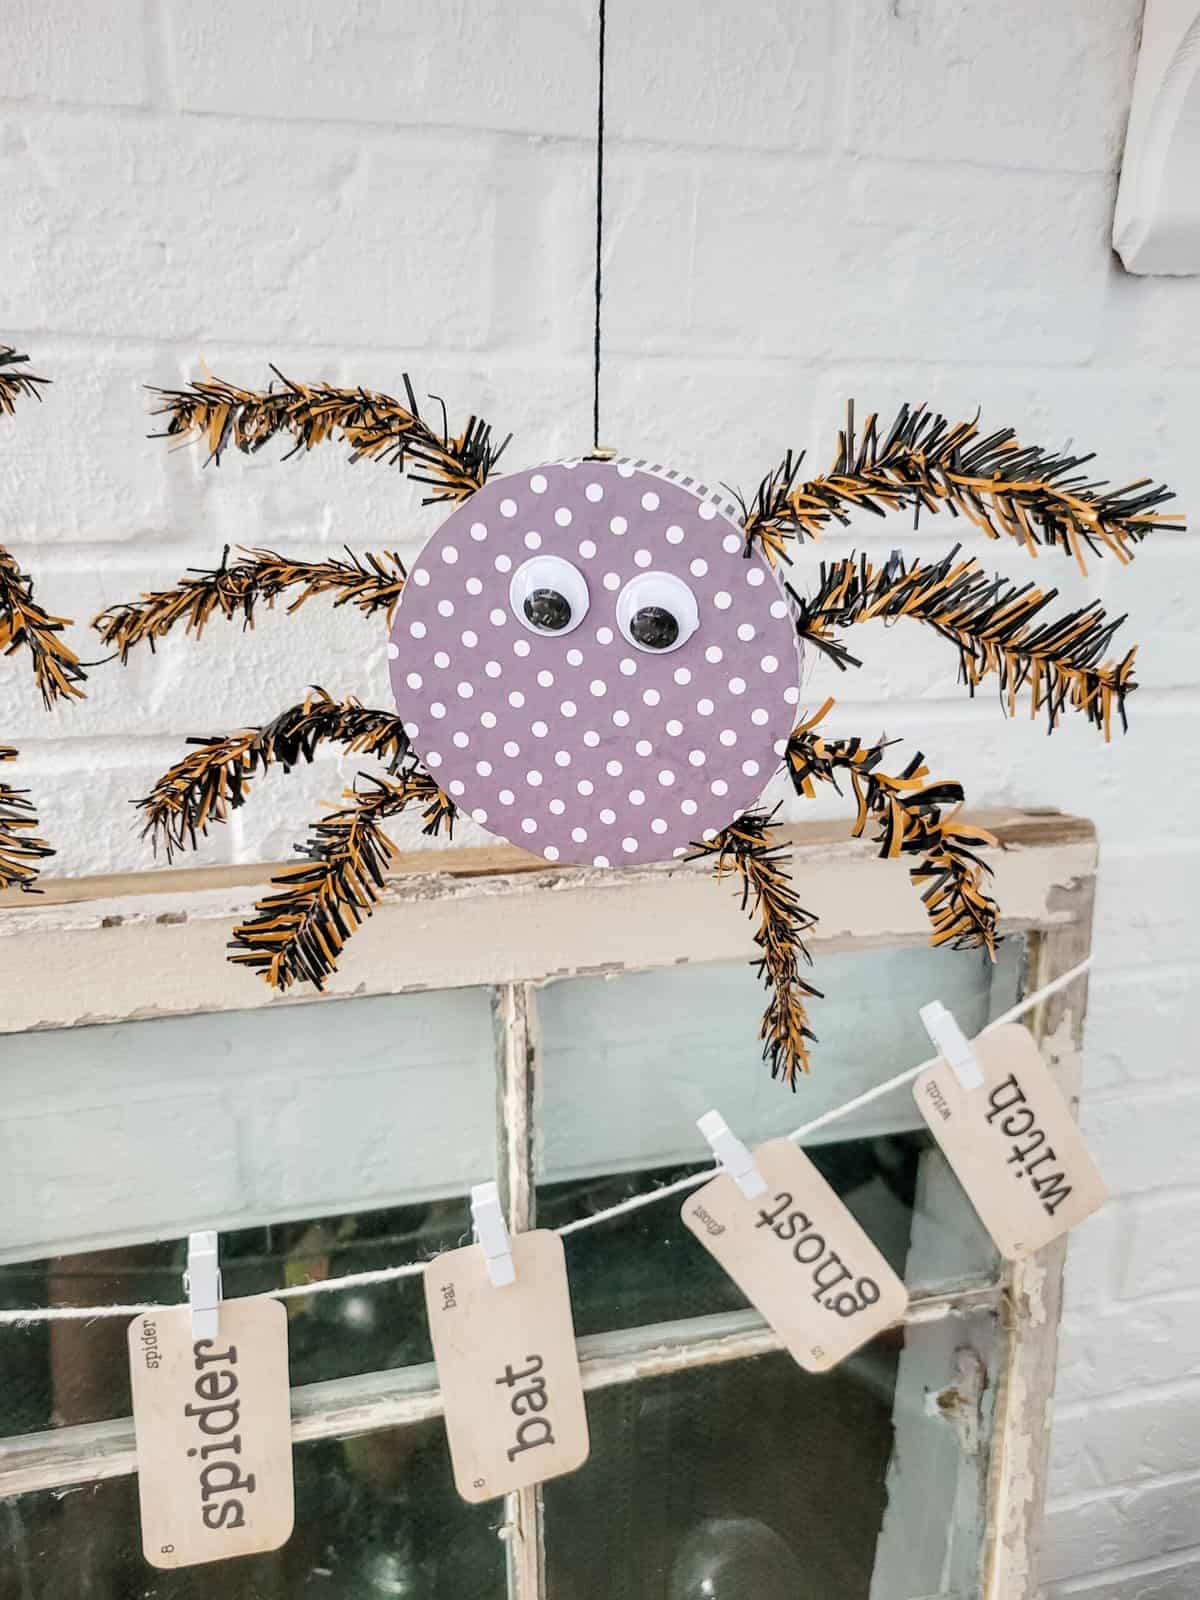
[94,371,1180,1084]
[0,347,88,893]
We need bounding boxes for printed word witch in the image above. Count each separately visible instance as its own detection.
[987,1074,1074,1215]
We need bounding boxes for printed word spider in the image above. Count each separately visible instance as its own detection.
[0,347,87,893]
[95,370,1180,1084]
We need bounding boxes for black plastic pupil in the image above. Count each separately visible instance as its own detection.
[524,588,572,631]
[630,606,679,650]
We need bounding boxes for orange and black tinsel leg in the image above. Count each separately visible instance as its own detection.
[785,700,999,956]
[0,746,55,893]
[689,810,821,1088]
[136,691,455,991]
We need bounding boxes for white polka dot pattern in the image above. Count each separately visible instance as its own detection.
[389,461,800,866]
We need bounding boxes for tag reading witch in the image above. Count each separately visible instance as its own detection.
[912,1022,1105,1259]
[127,1297,294,1568]
[424,1230,589,1503]
[681,1138,908,1372]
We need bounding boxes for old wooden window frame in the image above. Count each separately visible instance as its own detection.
[0,808,1096,1599]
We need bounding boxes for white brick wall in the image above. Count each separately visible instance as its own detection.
[2,3,1197,1591]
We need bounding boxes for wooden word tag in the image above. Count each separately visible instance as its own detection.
[424,1230,589,1503]
[913,1022,1106,1259]
[127,1298,294,1569]
[681,1139,909,1372]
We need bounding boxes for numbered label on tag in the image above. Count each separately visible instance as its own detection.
[128,1298,293,1569]
[424,1230,589,1503]
[681,1138,908,1372]
[913,1022,1105,1259]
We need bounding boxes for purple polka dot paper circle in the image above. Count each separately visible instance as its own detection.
[389,460,802,867]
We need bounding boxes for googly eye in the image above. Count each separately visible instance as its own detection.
[616,572,699,654]
[509,556,590,636]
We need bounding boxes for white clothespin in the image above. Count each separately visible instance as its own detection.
[471,1182,516,1288]
[920,1001,985,1091]
[697,1109,768,1200]
[185,1230,222,1342]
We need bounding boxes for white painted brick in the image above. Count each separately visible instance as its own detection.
[603,362,817,503]
[841,165,1115,365]
[1103,268,1200,371]
[1043,1473,1200,1586]
[0,342,172,543]
[1084,967,1199,1095]
[1055,1296,1200,1406]
[167,0,596,138]
[607,152,953,361]
[0,0,148,108]
[846,0,1140,173]
[1094,539,1200,691]
[1081,1089,1200,1196]
[1118,1190,1200,1299]
[1059,1198,1127,1315]
[1049,1381,1200,1498]
[603,151,711,354]
[168,0,838,153]
[1046,1552,1200,1599]
[685,158,842,358]
[609,0,835,151]
[0,116,511,348]
[1093,847,1200,972]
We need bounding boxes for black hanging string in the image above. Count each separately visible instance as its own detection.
[591,0,607,452]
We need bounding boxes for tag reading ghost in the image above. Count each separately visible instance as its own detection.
[682,1138,909,1372]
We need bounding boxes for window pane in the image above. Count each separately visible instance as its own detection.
[0,987,496,1262]
[0,983,498,1436]
[0,1198,458,1436]
[539,943,1022,1169]
[0,1420,502,1598]
[536,943,1018,1333]
[544,1307,1000,1599]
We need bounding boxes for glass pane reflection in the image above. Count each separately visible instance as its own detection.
[0,1195,468,1437]
[543,1130,998,1340]
[0,1421,502,1600]
[537,943,1023,1180]
[545,1308,999,1599]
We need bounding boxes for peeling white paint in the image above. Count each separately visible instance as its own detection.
[1022,1259,1050,1331]
[0,817,1096,1037]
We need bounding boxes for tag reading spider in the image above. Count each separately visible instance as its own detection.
[96,372,1180,1085]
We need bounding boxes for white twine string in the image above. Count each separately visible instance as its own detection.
[0,956,1089,1327]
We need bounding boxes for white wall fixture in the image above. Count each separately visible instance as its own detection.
[1113,0,1200,274]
